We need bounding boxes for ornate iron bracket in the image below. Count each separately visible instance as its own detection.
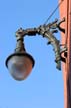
[15,18,67,70]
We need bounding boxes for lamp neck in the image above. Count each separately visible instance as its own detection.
[15,34,26,53]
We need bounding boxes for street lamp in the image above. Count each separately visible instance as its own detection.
[5,18,67,81]
[6,28,35,81]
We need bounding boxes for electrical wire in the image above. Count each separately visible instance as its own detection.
[44,0,64,25]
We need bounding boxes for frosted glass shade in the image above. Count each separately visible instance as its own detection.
[6,53,35,81]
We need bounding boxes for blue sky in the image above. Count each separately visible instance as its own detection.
[0,0,64,108]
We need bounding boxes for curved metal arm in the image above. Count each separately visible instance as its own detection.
[36,25,61,70]
[15,18,66,70]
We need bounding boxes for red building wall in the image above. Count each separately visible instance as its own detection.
[59,0,71,108]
